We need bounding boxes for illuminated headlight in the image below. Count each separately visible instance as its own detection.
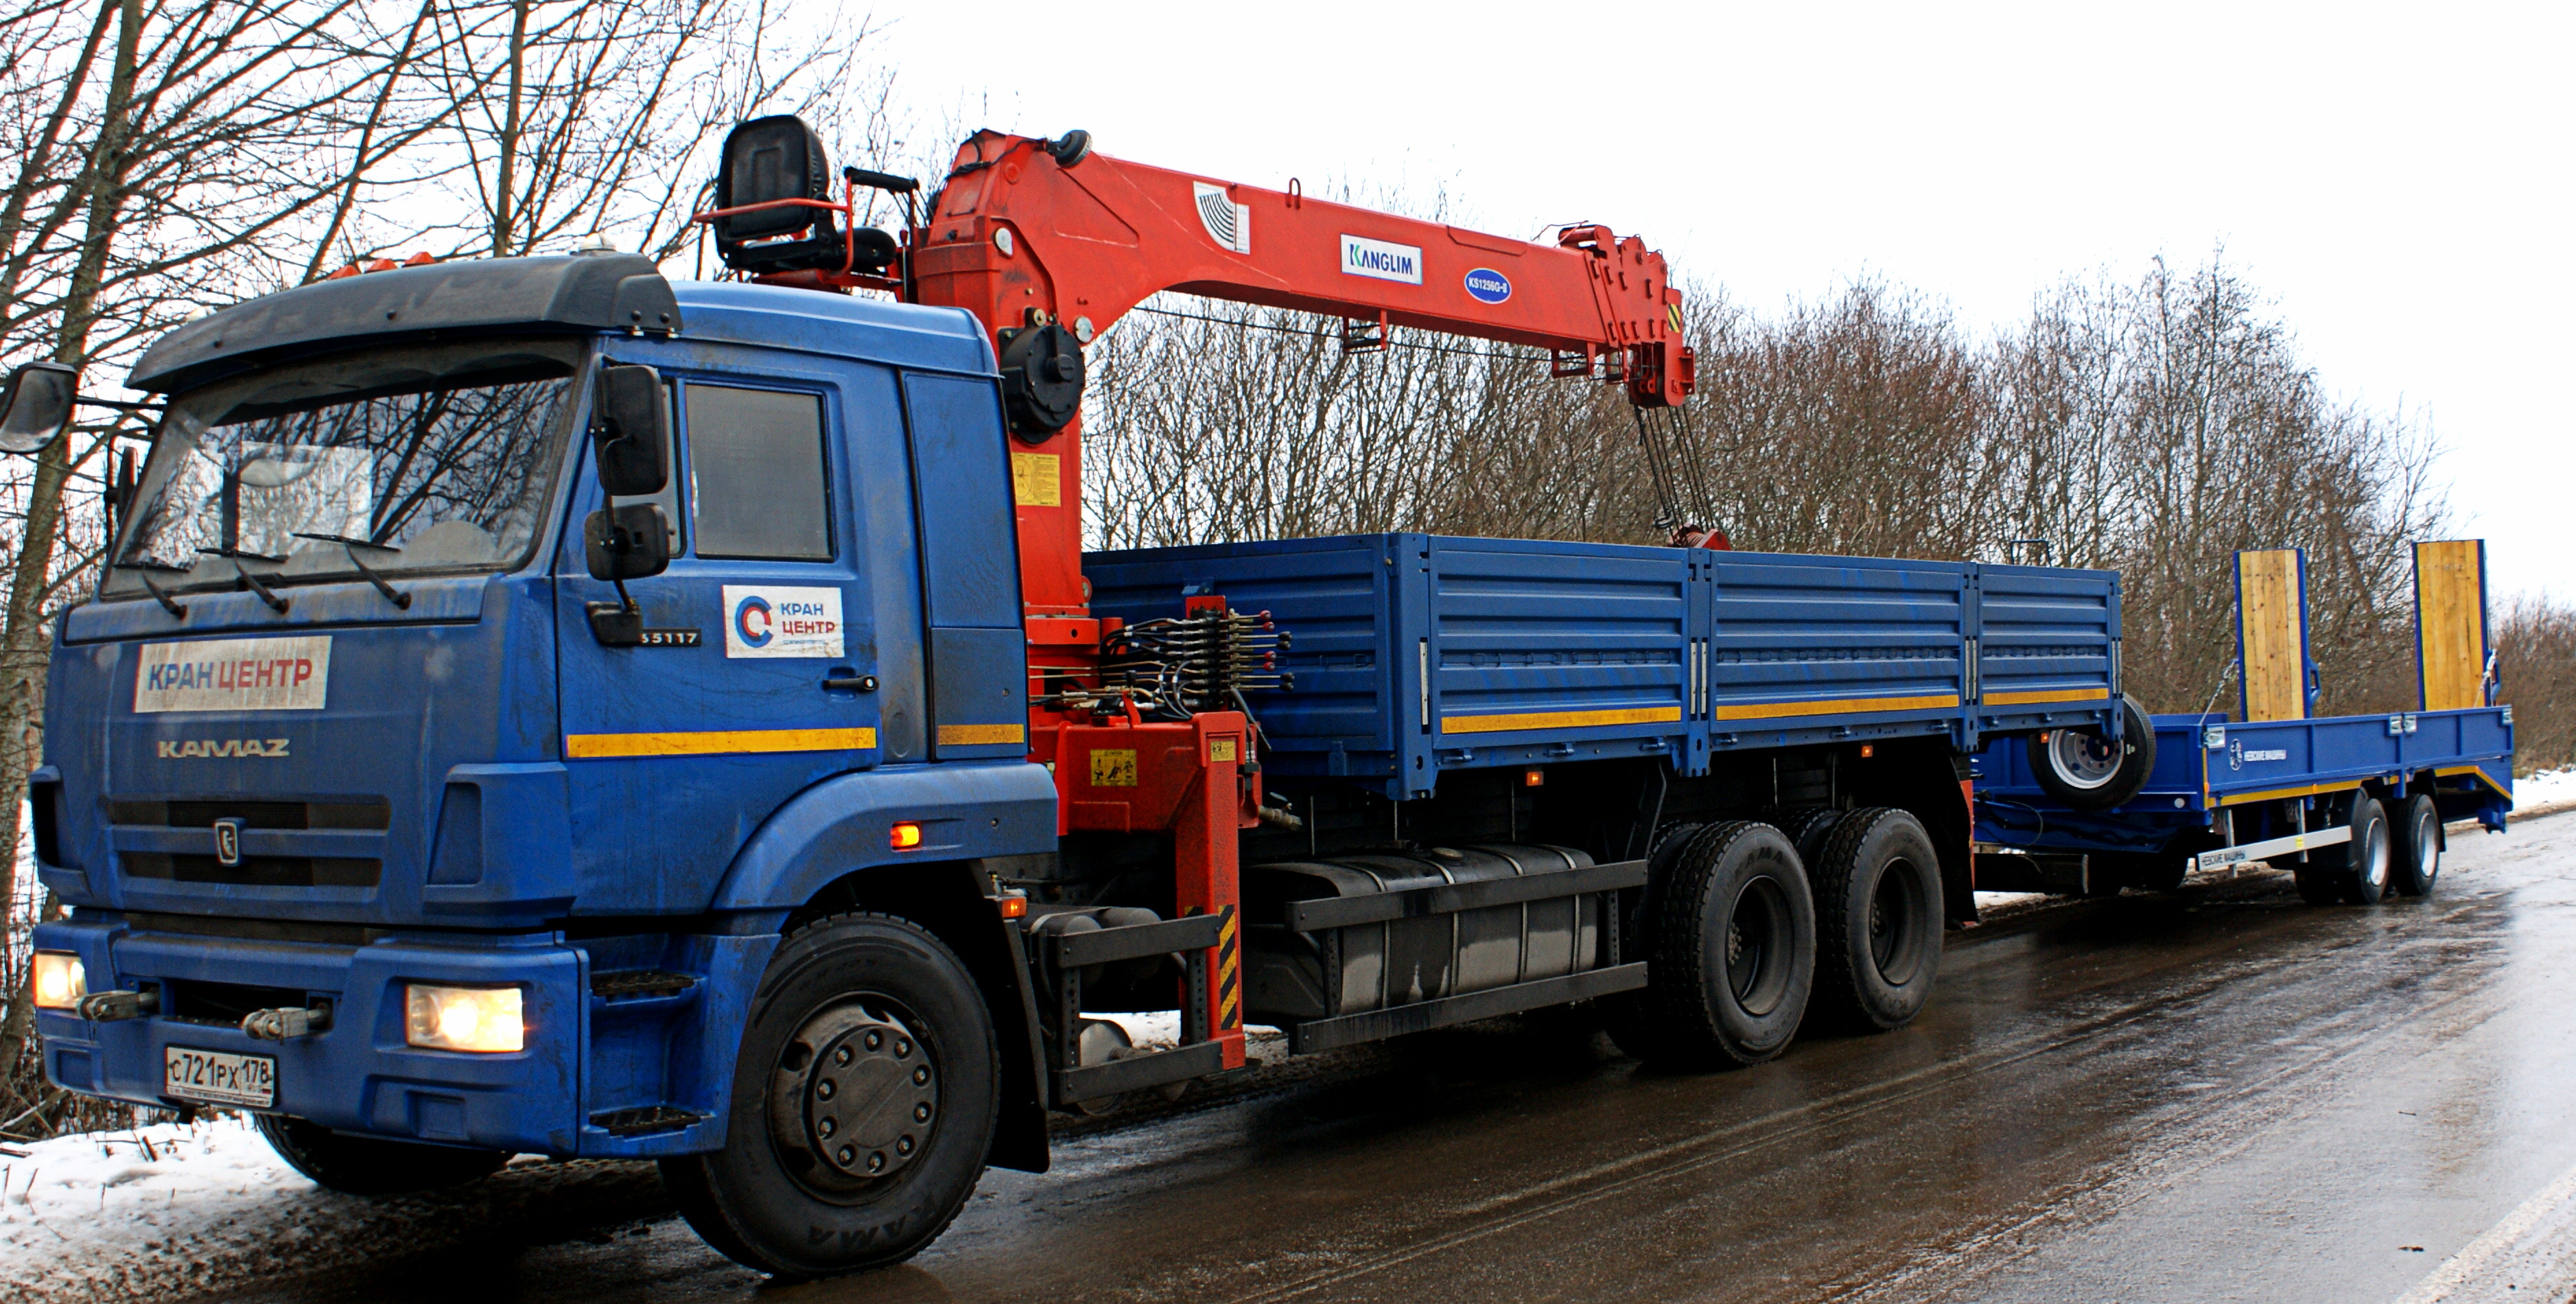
[32,952,86,1010]
[403,984,524,1053]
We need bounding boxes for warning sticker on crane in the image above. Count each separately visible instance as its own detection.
[1195,183,1250,254]
[1341,234,1422,284]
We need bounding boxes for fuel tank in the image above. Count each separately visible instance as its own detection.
[1240,843,1609,1022]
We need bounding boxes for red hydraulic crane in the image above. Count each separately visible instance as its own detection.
[697,118,1700,1077]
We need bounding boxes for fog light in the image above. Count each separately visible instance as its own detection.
[32,952,85,1010]
[403,984,524,1053]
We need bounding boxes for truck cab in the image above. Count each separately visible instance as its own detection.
[30,255,1055,1181]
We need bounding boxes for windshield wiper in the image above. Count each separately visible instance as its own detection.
[292,531,411,609]
[112,560,189,618]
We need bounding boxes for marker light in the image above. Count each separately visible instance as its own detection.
[1523,769,1545,788]
[32,952,85,1010]
[403,984,524,1053]
[995,891,1029,919]
[889,821,924,850]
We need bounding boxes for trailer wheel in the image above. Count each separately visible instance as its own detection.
[2026,693,2157,811]
[661,912,998,1279]
[1806,808,1943,1032]
[2387,793,2442,896]
[1607,822,1815,1069]
[2332,797,2394,905]
[251,1115,506,1196]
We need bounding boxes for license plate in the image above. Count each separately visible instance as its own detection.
[164,1045,276,1108]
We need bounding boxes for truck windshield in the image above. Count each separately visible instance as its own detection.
[103,339,587,598]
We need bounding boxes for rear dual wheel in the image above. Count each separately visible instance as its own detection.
[1805,808,1944,1033]
[1609,822,1816,1069]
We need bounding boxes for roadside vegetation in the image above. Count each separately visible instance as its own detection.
[0,0,2551,1141]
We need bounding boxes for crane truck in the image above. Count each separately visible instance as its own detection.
[12,116,2136,1276]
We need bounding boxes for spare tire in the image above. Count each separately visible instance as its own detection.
[2025,692,2157,811]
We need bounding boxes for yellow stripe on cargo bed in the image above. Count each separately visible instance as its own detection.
[565,727,878,759]
[1715,693,1959,721]
[1982,687,2111,706]
[1440,706,1683,735]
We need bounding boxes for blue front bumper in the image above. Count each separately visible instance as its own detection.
[33,914,772,1158]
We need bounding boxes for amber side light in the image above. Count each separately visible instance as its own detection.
[889,821,924,850]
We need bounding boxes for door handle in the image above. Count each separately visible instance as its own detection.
[823,674,878,692]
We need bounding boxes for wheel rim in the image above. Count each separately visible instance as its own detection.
[2362,819,2391,892]
[1724,875,1796,1016]
[1868,859,1927,986]
[2415,809,2440,885]
[767,999,941,1198]
[2044,729,2124,791]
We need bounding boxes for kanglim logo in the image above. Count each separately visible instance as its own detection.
[156,738,290,758]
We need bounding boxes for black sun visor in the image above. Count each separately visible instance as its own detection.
[130,255,682,395]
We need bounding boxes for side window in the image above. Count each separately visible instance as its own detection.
[685,383,831,560]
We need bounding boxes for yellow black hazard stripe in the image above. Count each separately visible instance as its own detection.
[1217,905,1241,1031]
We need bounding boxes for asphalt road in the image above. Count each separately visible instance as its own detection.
[232,814,2576,1304]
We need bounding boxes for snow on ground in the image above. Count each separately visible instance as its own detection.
[2517,767,2576,812]
[0,1116,668,1303]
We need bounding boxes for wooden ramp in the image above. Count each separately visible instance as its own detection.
[2415,539,2492,711]
[2236,549,2312,722]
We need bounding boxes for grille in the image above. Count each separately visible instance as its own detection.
[107,797,390,830]
[121,852,380,888]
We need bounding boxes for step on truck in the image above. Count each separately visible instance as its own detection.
[16,116,2129,1277]
[1973,544,2514,903]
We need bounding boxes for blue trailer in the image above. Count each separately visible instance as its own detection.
[1971,546,2514,903]
[6,121,2142,1279]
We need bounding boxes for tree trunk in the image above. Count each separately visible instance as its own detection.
[0,0,143,1121]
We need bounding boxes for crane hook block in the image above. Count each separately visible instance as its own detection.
[999,321,1086,440]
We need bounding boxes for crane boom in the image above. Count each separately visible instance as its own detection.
[898,130,1696,617]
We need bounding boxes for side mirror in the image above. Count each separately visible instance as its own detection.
[585,503,671,582]
[591,364,668,496]
[0,361,78,456]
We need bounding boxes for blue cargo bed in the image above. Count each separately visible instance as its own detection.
[1086,534,2122,798]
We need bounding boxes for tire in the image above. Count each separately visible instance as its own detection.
[2332,797,2393,905]
[2387,793,2442,897]
[252,1114,506,1196]
[2026,692,2158,811]
[1766,805,1845,865]
[1607,822,1816,1069]
[1805,808,1943,1033]
[661,912,998,1279]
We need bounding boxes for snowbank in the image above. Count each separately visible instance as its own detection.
[2517,767,2576,812]
[0,1116,667,1303]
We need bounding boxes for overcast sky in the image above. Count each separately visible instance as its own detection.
[872,1,2570,601]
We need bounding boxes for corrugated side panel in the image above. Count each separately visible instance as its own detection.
[1976,564,2120,732]
[1707,552,1967,741]
[1424,537,1690,758]
[1085,537,1397,773]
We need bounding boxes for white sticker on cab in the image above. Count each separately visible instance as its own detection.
[723,585,845,659]
[134,636,331,714]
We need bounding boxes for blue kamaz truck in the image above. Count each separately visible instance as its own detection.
[13,121,2133,1277]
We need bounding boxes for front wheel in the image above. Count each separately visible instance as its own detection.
[661,912,998,1279]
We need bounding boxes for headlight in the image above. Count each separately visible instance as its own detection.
[403,984,524,1053]
[32,952,85,1010]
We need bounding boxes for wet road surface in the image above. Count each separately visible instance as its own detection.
[233,815,2576,1303]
